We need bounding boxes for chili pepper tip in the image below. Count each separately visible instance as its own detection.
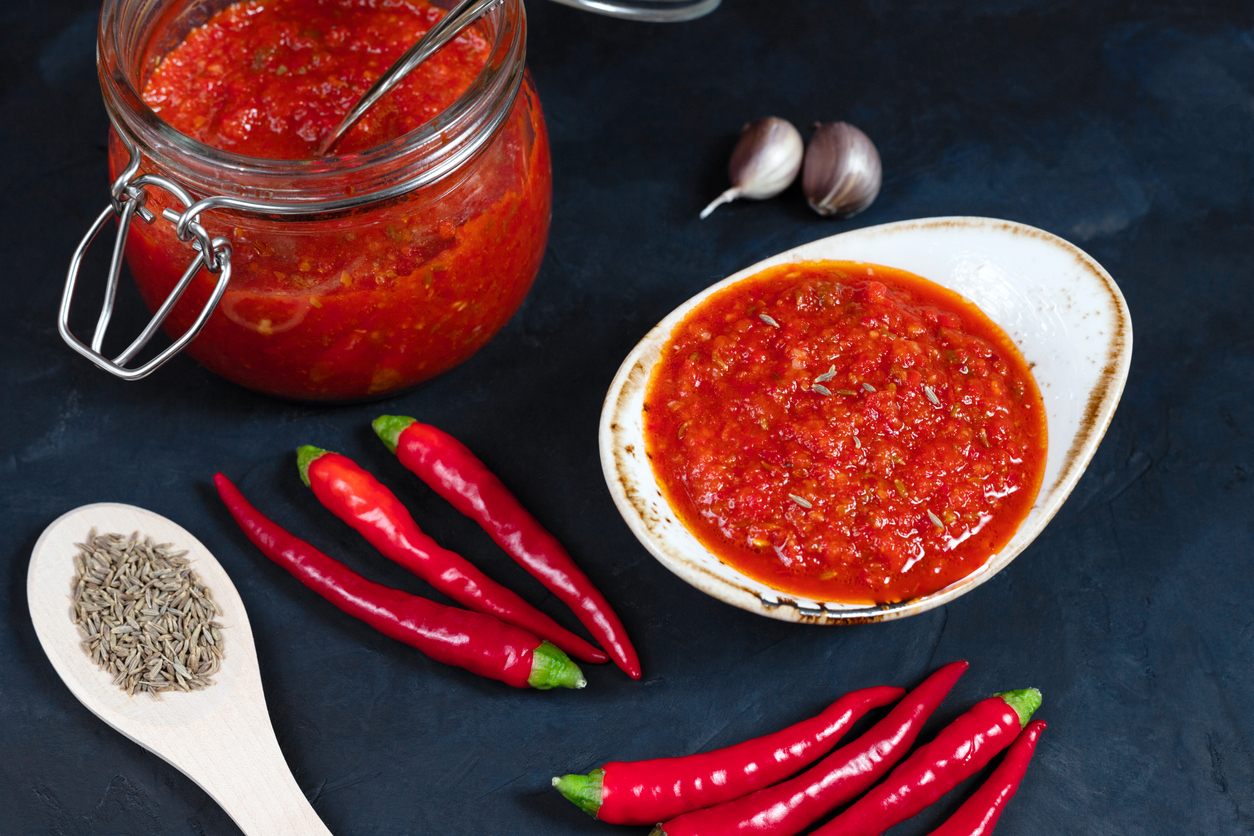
[296,445,330,487]
[552,768,603,817]
[372,415,418,454]
[994,687,1042,728]
[528,641,587,690]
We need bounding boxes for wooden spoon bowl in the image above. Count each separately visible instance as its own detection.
[27,502,332,836]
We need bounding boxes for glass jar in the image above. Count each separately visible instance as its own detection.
[92,0,550,400]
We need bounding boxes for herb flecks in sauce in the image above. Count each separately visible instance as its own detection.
[643,261,1047,604]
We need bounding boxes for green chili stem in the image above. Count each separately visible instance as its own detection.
[552,768,604,817]
[995,688,1042,728]
[528,641,587,690]
[296,445,328,487]
[372,415,418,454]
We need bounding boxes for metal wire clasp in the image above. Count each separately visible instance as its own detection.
[59,141,233,381]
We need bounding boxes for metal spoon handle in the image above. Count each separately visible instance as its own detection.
[316,0,501,157]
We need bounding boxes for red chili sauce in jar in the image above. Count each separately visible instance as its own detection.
[643,261,1047,604]
[142,0,488,159]
[113,0,550,400]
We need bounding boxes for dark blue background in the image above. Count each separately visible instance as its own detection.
[2,1,1251,833]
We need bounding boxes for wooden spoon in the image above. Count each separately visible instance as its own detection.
[27,503,333,836]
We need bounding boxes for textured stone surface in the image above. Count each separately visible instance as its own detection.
[2,1,1251,834]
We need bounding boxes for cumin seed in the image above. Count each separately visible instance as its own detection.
[789,494,813,509]
[862,382,876,392]
[923,384,941,406]
[927,510,944,529]
[759,314,781,328]
[70,530,223,697]
[812,384,832,396]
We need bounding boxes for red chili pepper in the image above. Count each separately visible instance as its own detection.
[651,660,969,836]
[372,416,642,680]
[808,688,1042,836]
[925,720,1045,836]
[553,685,905,825]
[213,473,585,689]
[296,446,609,665]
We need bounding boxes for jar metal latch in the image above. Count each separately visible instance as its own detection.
[59,136,233,380]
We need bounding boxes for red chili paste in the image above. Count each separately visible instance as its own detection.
[114,0,551,400]
[142,0,490,158]
[643,261,1047,604]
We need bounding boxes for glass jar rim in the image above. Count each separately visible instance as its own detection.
[98,0,527,212]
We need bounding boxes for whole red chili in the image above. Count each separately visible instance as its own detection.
[296,446,608,665]
[373,416,642,680]
[213,473,585,689]
[808,688,1042,836]
[553,686,905,825]
[651,660,968,836]
[925,719,1046,836]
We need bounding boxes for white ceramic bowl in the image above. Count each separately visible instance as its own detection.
[599,217,1132,623]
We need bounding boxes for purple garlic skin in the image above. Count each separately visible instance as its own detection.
[701,117,803,219]
[803,122,882,219]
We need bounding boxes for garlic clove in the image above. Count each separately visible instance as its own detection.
[701,117,804,219]
[803,122,882,219]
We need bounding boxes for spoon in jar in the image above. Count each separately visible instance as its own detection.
[315,0,724,156]
[28,503,333,836]
[316,0,500,157]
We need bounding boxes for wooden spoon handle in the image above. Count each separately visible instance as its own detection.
[179,695,333,836]
[210,763,332,836]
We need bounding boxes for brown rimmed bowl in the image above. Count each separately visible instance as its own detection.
[598,217,1132,624]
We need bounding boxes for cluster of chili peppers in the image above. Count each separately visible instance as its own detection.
[214,417,639,689]
[216,423,1049,828]
[554,662,1045,835]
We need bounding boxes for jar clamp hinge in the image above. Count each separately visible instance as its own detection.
[59,137,233,381]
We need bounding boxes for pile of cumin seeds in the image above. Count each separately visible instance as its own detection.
[71,529,225,696]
